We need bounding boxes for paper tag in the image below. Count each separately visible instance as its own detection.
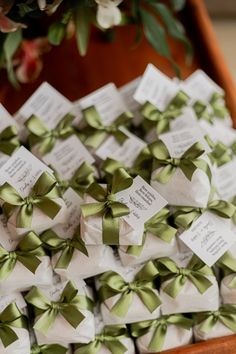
[0,146,51,197]
[17,82,73,130]
[79,83,128,126]
[215,160,236,200]
[159,127,211,157]
[116,176,168,229]
[183,70,224,102]
[179,211,236,266]
[96,128,146,167]
[0,214,18,251]
[53,187,83,238]
[134,64,179,110]
[43,135,95,180]
[170,107,198,131]
[119,77,143,126]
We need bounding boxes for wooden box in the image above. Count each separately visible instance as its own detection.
[0,0,236,352]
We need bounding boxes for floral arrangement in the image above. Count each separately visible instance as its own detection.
[0,0,191,86]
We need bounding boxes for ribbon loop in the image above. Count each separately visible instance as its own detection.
[0,171,62,228]
[209,92,229,119]
[25,113,75,155]
[0,125,20,155]
[31,344,68,354]
[81,168,132,245]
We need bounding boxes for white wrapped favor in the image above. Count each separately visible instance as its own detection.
[25,277,95,345]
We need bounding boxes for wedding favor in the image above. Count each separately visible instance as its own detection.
[97,261,161,324]
[0,147,68,238]
[25,278,95,345]
[131,314,193,353]
[157,255,219,314]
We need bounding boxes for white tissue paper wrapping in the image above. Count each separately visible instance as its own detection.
[80,193,143,245]
[160,256,220,314]
[52,244,118,280]
[151,156,212,207]
[97,263,161,325]
[220,274,236,304]
[194,320,234,342]
[6,197,68,239]
[136,323,193,353]
[118,232,178,266]
[34,279,95,345]
[0,293,30,354]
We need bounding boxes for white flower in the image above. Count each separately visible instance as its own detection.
[95,0,123,29]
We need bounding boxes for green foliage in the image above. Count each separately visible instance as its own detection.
[3,29,22,88]
[74,5,91,56]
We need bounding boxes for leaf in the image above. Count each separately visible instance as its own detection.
[3,29,22,88]
[170,0,186,12]
[147,2,192,56]
[74,5,91,56]
[48,22,66,46]
[140,8,170,58]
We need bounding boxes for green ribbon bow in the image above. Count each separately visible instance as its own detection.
[127,208,177,257]
[0,125,20,156]
[25,113,75,155]
[149,140,212,184]
[205,136,232,167]
[74,324,129,354]
[0,171,62,228]
[140,91,189,134]
[216,251,236,275]
[82,106,133,149]
[52,161,95,196]
[157,256,214,298]
[81,168,132,245]
[98,261,161,318]
[25,281,94,335]
[131,314,193,351]
[0,231,45,280]
[195,305,236,334]
[31,344,68,354]
[174,199,236,229]
[41,226,88,269]
[230,196,236,225]
[209,92,229,119]
[0,302,27,347]
[193,100,214,124]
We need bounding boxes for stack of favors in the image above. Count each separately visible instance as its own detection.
[0,63,236,353]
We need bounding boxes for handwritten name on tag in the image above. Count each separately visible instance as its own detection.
[179,211,236,266]
[79,83,128,126]
[0,146,51,197]
[43,135,95,180]
[134,64,179,110]
[116,176,167,229]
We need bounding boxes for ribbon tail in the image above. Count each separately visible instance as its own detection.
[149,324,167,352]
[0,325,18,347]
[111,292,133,318]
[61,306,85,329]
[103,212,120,245]
[37,199,61,220]
[137,288,161,313]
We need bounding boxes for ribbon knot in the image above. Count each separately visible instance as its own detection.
[0,172,62,228]
[8,251,17,261]
[179,268,190,276]
[149,140,211,184]
[25,113,75,155]
[81,168,133,245]
[51,302,62,311]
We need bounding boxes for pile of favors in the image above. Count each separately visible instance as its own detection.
[0,64,236,353]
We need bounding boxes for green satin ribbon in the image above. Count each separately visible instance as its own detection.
[157,256,214,298]
[127,208,177,257]
[98,261,161,317]
[82,106,133,149]
[216,251,236,275]
[31,344,68,354]
[131,314,193,351]
[0,231,45,280]
[149,140,212,184]
[193,100,214,124]
[81,168,132,245]
[205,136,232,167]
[0,171,62,228]
[230,141,236,156]
[174,199,236,229]
[0,302,27,347]
[230,196,236,225]
[209,92,229,119]
[0,125,20,155]
[74,325,128,354]
[25,280,94,335]
[25,113,75,155]
[195,305,236,333]
[41,226,88,269]
[102,156,150,183]
[140,91,189,134]
[52,161,95,196]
